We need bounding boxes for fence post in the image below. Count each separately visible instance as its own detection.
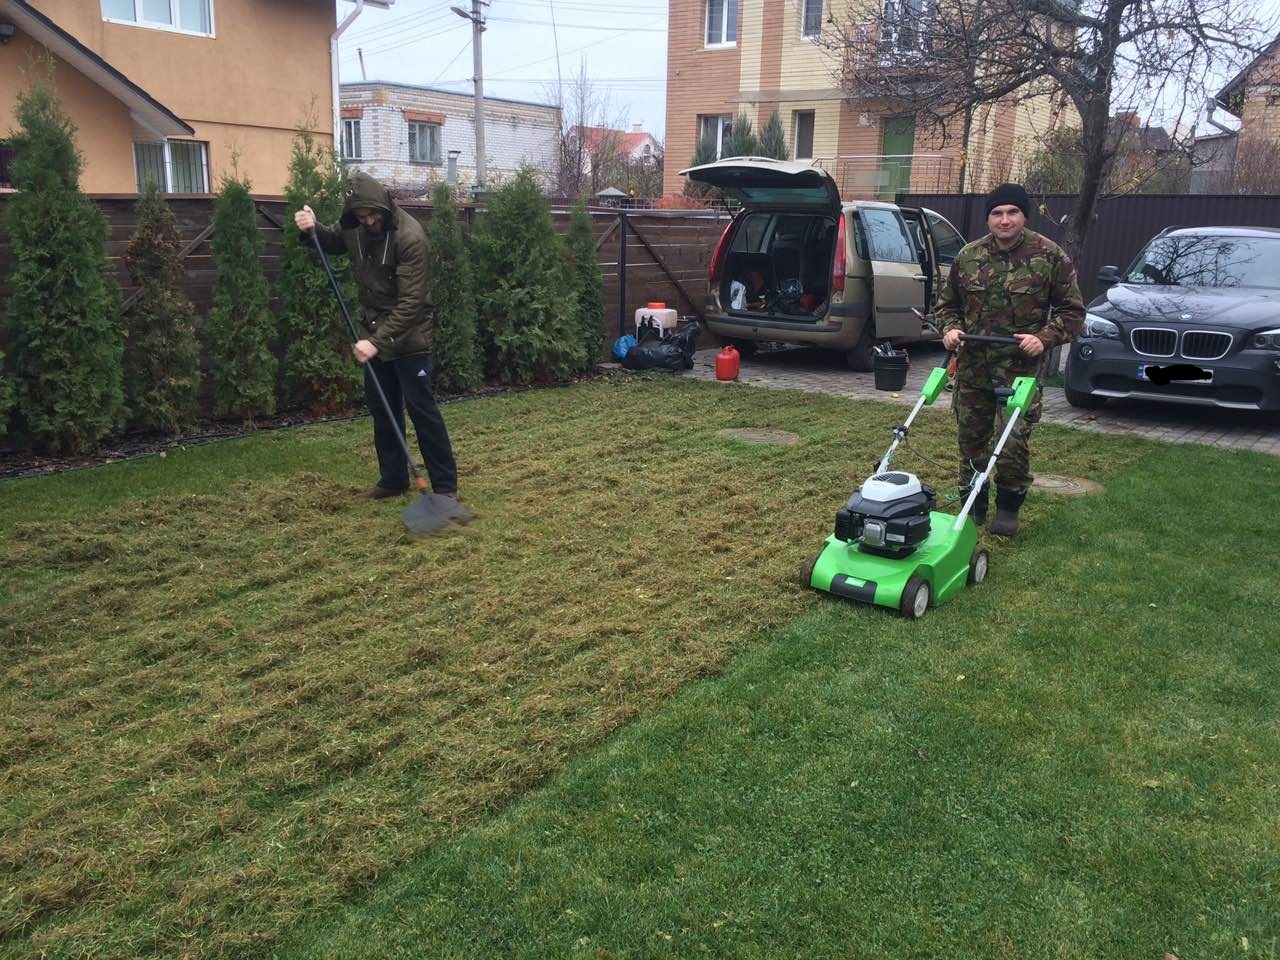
[617,211,627,336]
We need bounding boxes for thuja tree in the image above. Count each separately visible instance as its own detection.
[566,196,605,370]
[426,181,482,393]
[279,124,359,414]
[470,167,582,385]
[2,67,123,453]
[759,109,791,161]
[0,350,11,441]
[123,178,200,434]
[207,172,276,420]
[684,137,718,199]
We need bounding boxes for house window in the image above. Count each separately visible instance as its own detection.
[408,122,442,164]
[0,141,15,189]
[134,140,209,193]
[699,114,733,159]
[802,0,823,38]
[705,0,738,46]
[102,0,213,35]
[793,111,815,159]
[879,0,933,54]
[341,119,362,160]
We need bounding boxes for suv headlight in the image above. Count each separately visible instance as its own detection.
[1253,328,1280,350]
[1082,313,1119,339]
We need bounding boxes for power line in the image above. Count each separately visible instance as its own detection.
[486,19,666,77]
[488,15,666,31]
[432,37,475,83]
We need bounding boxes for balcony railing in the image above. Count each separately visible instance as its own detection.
[813,154,959,200]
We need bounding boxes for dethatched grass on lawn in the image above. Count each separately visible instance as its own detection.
[1,375,1145,958]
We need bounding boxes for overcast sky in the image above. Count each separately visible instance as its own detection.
[335,0,670,140]
[334,0,1280,147]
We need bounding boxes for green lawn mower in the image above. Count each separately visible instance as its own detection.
[802,335,1037,619]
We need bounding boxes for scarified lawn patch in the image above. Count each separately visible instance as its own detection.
[2,377,1147,958]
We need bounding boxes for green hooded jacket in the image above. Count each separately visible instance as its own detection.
[312,171,432,358]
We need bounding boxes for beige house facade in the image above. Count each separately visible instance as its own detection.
[0,0,341,195]
[664,0,1067,199]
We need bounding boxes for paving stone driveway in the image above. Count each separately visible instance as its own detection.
[685,344,1280,457]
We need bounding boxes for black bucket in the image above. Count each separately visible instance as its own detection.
[872,352,909,391]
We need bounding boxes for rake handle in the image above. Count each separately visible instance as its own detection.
[309,228,427,494]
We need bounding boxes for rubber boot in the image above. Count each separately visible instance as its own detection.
[962,482,990,525]
[989,487,1027,537]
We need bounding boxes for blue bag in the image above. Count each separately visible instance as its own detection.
[612,334,637,361]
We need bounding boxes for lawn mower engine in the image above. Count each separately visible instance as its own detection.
[834,471,936,559]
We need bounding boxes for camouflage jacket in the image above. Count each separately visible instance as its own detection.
[934,229,1084,350]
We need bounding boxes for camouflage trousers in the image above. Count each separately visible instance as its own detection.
[953,351,1043,494]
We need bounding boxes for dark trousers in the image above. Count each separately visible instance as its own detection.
[364,353,458,495]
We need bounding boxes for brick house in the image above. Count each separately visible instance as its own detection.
[663,0,1067,199]
[339,82,561,195]
[0,0,350,195]
[1213,33,1280,190]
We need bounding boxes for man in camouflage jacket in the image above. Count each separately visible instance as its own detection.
[934,182,1083,536]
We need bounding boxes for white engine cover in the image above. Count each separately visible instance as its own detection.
[859,471,923,502]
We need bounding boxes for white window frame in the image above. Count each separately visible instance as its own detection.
[705,0,738,48]
[801,0,823,39]
[879,0,933,55]
[700,114,734,159]
[102,0,215,38]
[342,119,362,160]
[133,139,209,194]
[407,122,442,165]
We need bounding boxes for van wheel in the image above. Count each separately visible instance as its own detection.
[727,339,758,358]
[846,322,875,372]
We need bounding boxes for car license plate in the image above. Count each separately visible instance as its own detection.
[1137,364,1213,385]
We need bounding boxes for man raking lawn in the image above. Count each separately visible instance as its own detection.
[309,227,473,535]
[802,335,1036,618]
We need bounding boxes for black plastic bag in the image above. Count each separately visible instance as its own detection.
[622,320,701,372]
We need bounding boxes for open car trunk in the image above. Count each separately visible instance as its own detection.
[720,210,838,321]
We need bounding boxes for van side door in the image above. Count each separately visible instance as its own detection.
[854,206,927,339]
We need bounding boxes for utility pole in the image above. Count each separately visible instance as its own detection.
[451,0,487,191]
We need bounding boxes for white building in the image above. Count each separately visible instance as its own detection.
[339,82,562,194]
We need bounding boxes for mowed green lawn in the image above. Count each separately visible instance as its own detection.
[1,376,1277,959]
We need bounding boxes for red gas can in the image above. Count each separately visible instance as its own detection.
[715,344,740,381]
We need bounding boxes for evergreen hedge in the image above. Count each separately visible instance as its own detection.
[426,182,483,393]
[2,67,124,453]
[470,168,583,385]
[279,127,360,414]
[566,197,605,369]
[122,179,200,434]
[207,173,277,420]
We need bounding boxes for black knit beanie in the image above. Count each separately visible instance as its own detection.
[985,182,1030,219]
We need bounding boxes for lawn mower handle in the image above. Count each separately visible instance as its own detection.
[958,334,1021,345]
[308,228,428,494]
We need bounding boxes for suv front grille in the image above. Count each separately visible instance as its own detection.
[1131,327,1176,357]
[1181,330,1233,360]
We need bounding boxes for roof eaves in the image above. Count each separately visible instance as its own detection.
[1,0,194,138]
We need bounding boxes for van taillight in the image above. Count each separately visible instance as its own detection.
[709,219,734,285]
[832,216,847,294]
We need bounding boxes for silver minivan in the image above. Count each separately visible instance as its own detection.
[681,157,966,370]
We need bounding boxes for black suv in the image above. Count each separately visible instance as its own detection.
[1065,226,1280,412]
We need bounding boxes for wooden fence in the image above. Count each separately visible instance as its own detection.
[0,195,732,358]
